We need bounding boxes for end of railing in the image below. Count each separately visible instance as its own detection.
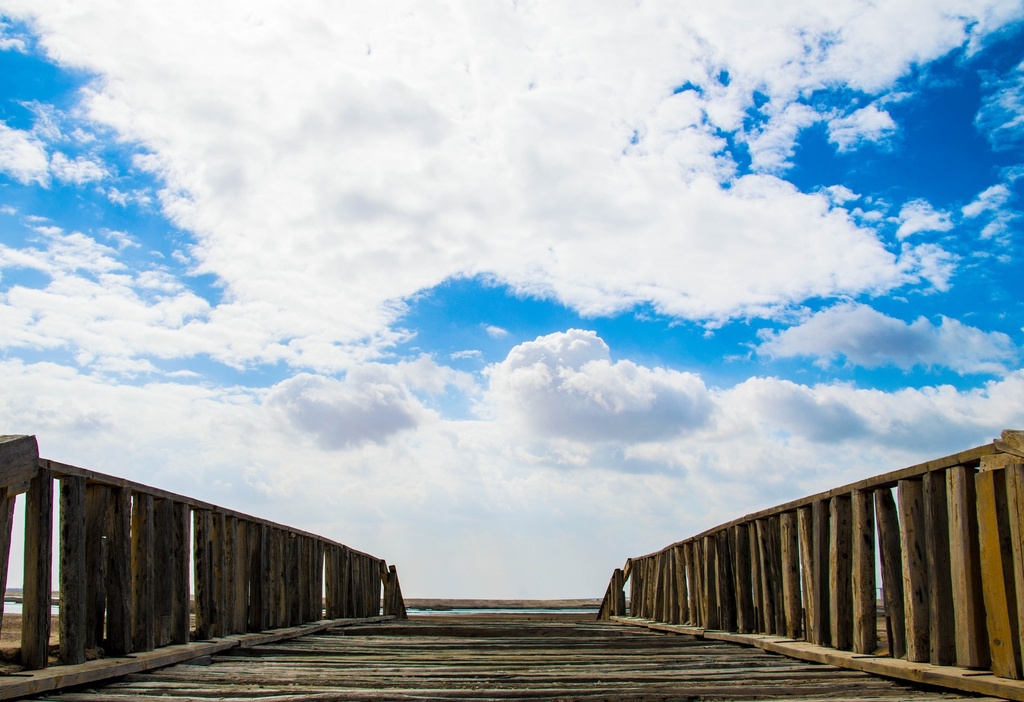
[0,435,39,494]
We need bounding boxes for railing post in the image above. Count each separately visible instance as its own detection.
[0,487,15,645]
[830,494,853,651]
[22,466,52,669]
[716,530,736,631]
[811,499,832,646]
[924,470,956,665]
[234,519,249,631]
[153,499,174,646]
[107,486,132,656]
[851,489,876,655]
[875,486,906,658]
[131,492,155,653]
[703,537,719,628]
[84,485,109,649]
[193,509,213,640]
[732,525,754,633]
[898,478,929,662]
[947,464,989,669]
[171,502,190,644]
[779,511,801,640]
[59,474,87,665]
[673,546,688,625]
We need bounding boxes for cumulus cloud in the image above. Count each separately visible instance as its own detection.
[485,330,713,443]
[758,302,1019,374]
[50,151,107,184]
[896,199,954,239]
[0,121,49,185]
[827,104,897,151]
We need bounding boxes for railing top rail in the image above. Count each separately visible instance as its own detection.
[631,439,1001,561]
[42,458,381,560]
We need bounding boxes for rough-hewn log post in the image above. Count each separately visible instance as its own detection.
[779,511,801,639]
[924,470,955,665]
[171,502,190,644]
[22,466,52,669]
[59,474,86,665]
[830,494,853,651]
[84,485,109,649]
[153,499,173,647]
[876,486,906,659]
[733,524,754,634]
[851,488,876,655]
[947,465,989,669]
[106,486,132,656]
[193,509,213,640]
[131,492,155,653]
[898,478,930,663]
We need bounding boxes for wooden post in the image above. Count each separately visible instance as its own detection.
[131,492,155,653]
[875,486,906,658]
[287,533,301,625]
[716,530,736,632]
[756,518,781,636]
[703,536,720,629]
[674,545,688,625]
[153,499,173,647]
[59,474,87,665]
[248,522,268,631]
[615,567,627,617]
[780,511,802,640]
[652,552,666,622]
[898,478,930,663]
[106,486,132,656]
[750,522,764,632]
[683,543,698,625]
[851,488,877,655]
[171,502,190,644]
[798,506,815,644]
[924,470,956,665]
[211,512,227,637]
[193,509,213,640]
[234,519,249,631]
[811,499,832,646]
[223,516,237,635]
[21,467,53,669]
[340,545,352,619]
[830,494,853,651]
[1004,465,1024,674]
[84,486,109,650]
[0,489,15,645]
[733,524,754,634]
[947,464,989,669]
[976,467,1023,679]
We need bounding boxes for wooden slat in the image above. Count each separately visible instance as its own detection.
[131,492,155,653]
[924,470,956,665]
[830,494,853,651]
[779,511,801,639]
[22,467,54,669]
[171,502,190,645]
[59,474,87,665]
[223,516,237,635]
[193,509,213,640]
[732,524,754,633]
[0,434,39,493]
[107,487,133,655]
[749,522,763,632]
[756,519,779,635]
[1006,465,1024,673]
[0,489,14,644]
[717,530,737,631]
[83,485,109,649]
[875,486,906,659]
[977,467,1023,679]
[947,464,989,669]
[898,478,930,663]
[797,506,815,643]
[153,499,174,647]
[851,488,876,655]
[234,518,249,631]
[212,511,227,637]
[674,544,689,625]
[703,535,720,629]
[811,499,831,646]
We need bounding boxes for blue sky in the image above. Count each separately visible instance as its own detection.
[1,2,1023,597]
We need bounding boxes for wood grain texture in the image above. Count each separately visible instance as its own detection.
[0,489,14,644]
[875,486,906,659]
[83,485,109,649]
[947,464,990,669]
[923,470,956,665]
[898,479,930,663]
[22,466,53,669]
[829,494,853,652]
[131,492,155,653]
[779,511,801,640]
[851,488,876,655]
[0,434,39,494]
[59,475,87,665]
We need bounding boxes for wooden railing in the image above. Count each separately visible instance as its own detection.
[0,434,406,676]
[598,430,1024,699]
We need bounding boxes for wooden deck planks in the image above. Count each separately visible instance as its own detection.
[33,616,998,701]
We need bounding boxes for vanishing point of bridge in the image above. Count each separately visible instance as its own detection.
[1,432,1024,700]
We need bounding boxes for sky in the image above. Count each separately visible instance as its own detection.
[0,1,1023,599]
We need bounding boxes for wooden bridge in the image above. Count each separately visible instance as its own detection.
[0,432,1023,700]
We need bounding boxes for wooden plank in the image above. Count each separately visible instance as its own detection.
[59,474,87,665]
[811,499,831,646]
[211,511,227,637]
[22,466,53,670]
[830,494,853,651]
[758,517,784,636]
[703,536,720,629]
[0,489,14,644]
[797,505,815,644]
[851,488,876,655]
[193,509,213,640]
[1006,465,1024,674]
[977,467,1023,679]
[898,478,930,663]
[0,434,39,494]
[749,522,763,632]
[83,485,109,649]
[153,499,174,647]
[652,551,666,622]
[924,470,956,665]
[287,533,300,625]
[947,464,990,669]
[234,518,249,631]
[171,501,190,645]
[716,530,736,631]
[673,544,688,625]
[779,511,801,640]
[106,486,132,656]
[131,492,155,653]
[875,486,906,659]
[732,524,754,633]
[223,515,237,635]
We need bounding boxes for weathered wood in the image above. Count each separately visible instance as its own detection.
[757,517,783,636]
[84,485,109,649]
[749,522,764,632]
[830,494,853,651]
[703,535,720,629]
[59,475,87,665]
[691,542,705,627]
[683,543,697,625]
[898,479,930,663]
[171,501,190,644]
[107,486,132,655]
[947,464,989,669]
[1006,465,1024,674]
[248,522,268,632]
[339,544,352,619]
[131,492,155,653]
[652,551,667,622]
[673,544,688,625]
[223,516,237,635]
[22,466,54,669]
[0,488,14,644]
[193,509,213,640]
[851,488,876,655]
[732,524,754,633]
[976,467,1023,679]
[211,511,227,637]
[153,499,174,647]
[923,470,956,665]
[811,499,831,646]
[0,434,39,494]
[234,518,249,631]
[716,530,736,631]
[287,533,300,625]
[779,511,801,640]
[797,506,815,643]
[875,486,906,659]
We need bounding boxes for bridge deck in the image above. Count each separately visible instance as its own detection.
[36,614,998,701]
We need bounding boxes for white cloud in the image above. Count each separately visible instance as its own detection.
[484,324,509,338]
[0,121,49,185]
[976,60,1024,151]
[50,151,107,184]
[758,302,1019,374]
[963,184,1011,218]
[828,104,897,151]
[484,330,713,443]
[896,198,954,239]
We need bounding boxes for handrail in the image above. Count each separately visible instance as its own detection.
[0,435,407,675]
[598,430,1024,699]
